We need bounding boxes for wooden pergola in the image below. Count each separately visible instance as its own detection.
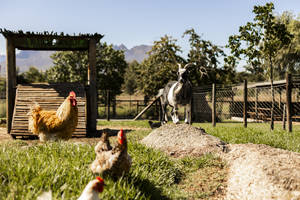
[0,29,103,136]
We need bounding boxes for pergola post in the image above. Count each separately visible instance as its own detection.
[6,38,16,134]
[87,38,97,136]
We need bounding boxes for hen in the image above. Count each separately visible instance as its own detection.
[94,131,112,154]
[90,129,132,179]
[28,91,78,142]
[78,177,104,200]
[36,177,104,200]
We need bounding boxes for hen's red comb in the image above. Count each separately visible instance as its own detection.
[119,129,124,136]
[69,91,76,97]
[96,176,104,183]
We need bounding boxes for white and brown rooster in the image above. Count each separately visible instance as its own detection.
[90,129,132,179]
[28,91,78,142]
[78,176,105,200]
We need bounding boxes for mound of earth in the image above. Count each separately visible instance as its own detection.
[221,143,300,200]
[141,123,228,157]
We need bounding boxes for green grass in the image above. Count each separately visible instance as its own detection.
[194,122,300,153]
[0,100,6,118]
[98,104,160,120]
[98,119,300,152]
[98,120,151,128]
[1,120,299,199]
[0,130,225,200]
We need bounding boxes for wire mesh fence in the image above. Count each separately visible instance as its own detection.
[98,99,161,120]
[192,75,300,131]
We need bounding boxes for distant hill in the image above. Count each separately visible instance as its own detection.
[0,44,152,75]
[113,44,152,62]
[0,51,54,75]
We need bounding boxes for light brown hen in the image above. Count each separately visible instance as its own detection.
[90,129,132,179]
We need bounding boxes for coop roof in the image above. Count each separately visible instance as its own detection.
[0,29,103,51]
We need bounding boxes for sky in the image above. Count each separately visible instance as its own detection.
[0,0,299,57]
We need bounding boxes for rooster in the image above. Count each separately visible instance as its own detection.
[78,177,105,200]
[28,91,78,142]
[90,129,132,179]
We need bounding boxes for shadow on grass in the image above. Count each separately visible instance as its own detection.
[126,175,171,200]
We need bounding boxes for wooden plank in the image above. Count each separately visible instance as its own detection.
[6,38,16,134]
[133,97,160,120]
[86,38,97,136]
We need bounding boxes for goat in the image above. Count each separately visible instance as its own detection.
[157,63,194,124]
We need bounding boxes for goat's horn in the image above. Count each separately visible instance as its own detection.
[184,63,194,69]
[177,63,182,69]
[199,66,208,78]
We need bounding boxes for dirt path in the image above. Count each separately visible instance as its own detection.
[0,127,12,142]
[142,124,300,200]
[221,144,300,200]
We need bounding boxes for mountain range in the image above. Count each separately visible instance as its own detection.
[0,44,151,75]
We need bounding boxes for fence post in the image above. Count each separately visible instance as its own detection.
[243,80,248,128]
[106,90,110,121]
[282,104,286,130]
[286,73,292,132]
[255,87,258,121]
[212,83,216,127]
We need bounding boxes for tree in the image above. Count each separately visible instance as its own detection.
[274,12,300,78]
[47,42,127,102]
[123,60,139,95]
[137,35,184,98]
[96,43,127,100]
[17,66,46,83]
[227,2,293,129]
[47,51,87,83]
[183,28,233,85]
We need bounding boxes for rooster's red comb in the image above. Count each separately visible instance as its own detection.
[69,91,76,97]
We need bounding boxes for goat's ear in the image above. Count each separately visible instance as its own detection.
[176,71,179,76]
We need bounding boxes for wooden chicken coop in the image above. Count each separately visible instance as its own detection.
[0,29,103,138]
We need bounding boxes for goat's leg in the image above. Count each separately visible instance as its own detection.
[159,96,168,124]
[162,103,168,124]
[185,103,192,125]
[172,105,180,124]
